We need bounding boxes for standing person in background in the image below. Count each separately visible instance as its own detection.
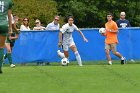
[33,19,45,65]
[116,12,134,62]
[45,16,60,65]
[20,18,30,31]
[46,15,60,30]
[4,14,20,68]
[33,19,45,30]
[101,13,126,65]
[0,0,13,73]
[116,12,131,28]
[58,16,88,66]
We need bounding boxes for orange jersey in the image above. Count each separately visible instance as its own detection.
[105,20,118,44]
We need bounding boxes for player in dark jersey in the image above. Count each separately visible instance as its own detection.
[0,0,13,73]
[4,14,20,68]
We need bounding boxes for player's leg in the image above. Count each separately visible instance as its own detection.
[70,44,82,66]
[57,50,65,58]
[63,51,69,58]
[62,44,70,64]
[5,42,15,67]
[5,43,12,64]
[111,44,125,64]
[57,43,65,58]
[63,44,69,58]
[105,44,112,65]
[3,36,9,60]
[0,34,6,73]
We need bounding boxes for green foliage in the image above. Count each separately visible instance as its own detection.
[12,0,140,28]
[56,0,140,27]
[12,0,58,28]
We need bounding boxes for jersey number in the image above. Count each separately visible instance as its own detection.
[0,1,4,13]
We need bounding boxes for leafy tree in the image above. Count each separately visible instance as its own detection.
[12,0,59,28]
[12,0,140,28]
[56,0,140,27]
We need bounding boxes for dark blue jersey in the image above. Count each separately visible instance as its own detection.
[116,19,131,28]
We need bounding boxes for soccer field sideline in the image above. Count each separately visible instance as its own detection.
[0,64,140,93]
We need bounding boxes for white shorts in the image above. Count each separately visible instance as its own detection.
[62,41,75,51]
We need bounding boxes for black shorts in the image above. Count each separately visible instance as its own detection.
[10,40,15,47]
[0,25,8,36]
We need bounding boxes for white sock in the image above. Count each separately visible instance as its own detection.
[57,50,65,58]
[121,56,125,60]
[75,51,82,66]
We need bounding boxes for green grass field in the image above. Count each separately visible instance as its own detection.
[0,63,140,93]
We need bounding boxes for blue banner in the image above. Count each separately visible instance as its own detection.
[10,28,140,63]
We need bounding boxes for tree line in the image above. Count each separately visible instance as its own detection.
[13,0,140,28]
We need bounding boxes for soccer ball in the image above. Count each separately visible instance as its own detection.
[99,28,106,34]
[61,58,68,66]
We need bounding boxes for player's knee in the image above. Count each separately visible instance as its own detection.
[105,50,109,55]
[112,51,117,55]
[7,49,11,53]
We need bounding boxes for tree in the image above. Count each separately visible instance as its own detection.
[56,0,140,27]
[12,0,59,28]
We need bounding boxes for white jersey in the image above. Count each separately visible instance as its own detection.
[60,23,79,51]
[61,23,79,42]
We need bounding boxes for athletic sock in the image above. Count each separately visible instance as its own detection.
[121,57,126,64]
[0,48,4,71]
[75,51,82,66]
[57,50,65,58]
[7,53,13,65]
[121,56,125,60]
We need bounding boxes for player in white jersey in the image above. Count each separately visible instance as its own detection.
[58,16,88,66]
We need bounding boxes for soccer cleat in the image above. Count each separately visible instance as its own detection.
[10,64,16,68]
[79,64,83,66]
[45,62,50,65]
[121,57,126,64]
[0,70,3,74]
[130,59,135,62]
[108,61,112,65]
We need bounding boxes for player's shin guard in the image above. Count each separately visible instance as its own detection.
[75,51,82,66]
[7,53,12,65]
[0,48,4,71]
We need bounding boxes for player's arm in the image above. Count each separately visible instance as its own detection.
[106,28,118,33]
[106,29,118,33]
[13,21,20,33]
[9,35,18,40]
[8,9,12,34]
[77,29,88,42]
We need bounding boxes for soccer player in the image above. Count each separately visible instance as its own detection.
[0,0,13,73]
[4,14,20,68]
[58,16,88,66]
[101,13,125,65]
